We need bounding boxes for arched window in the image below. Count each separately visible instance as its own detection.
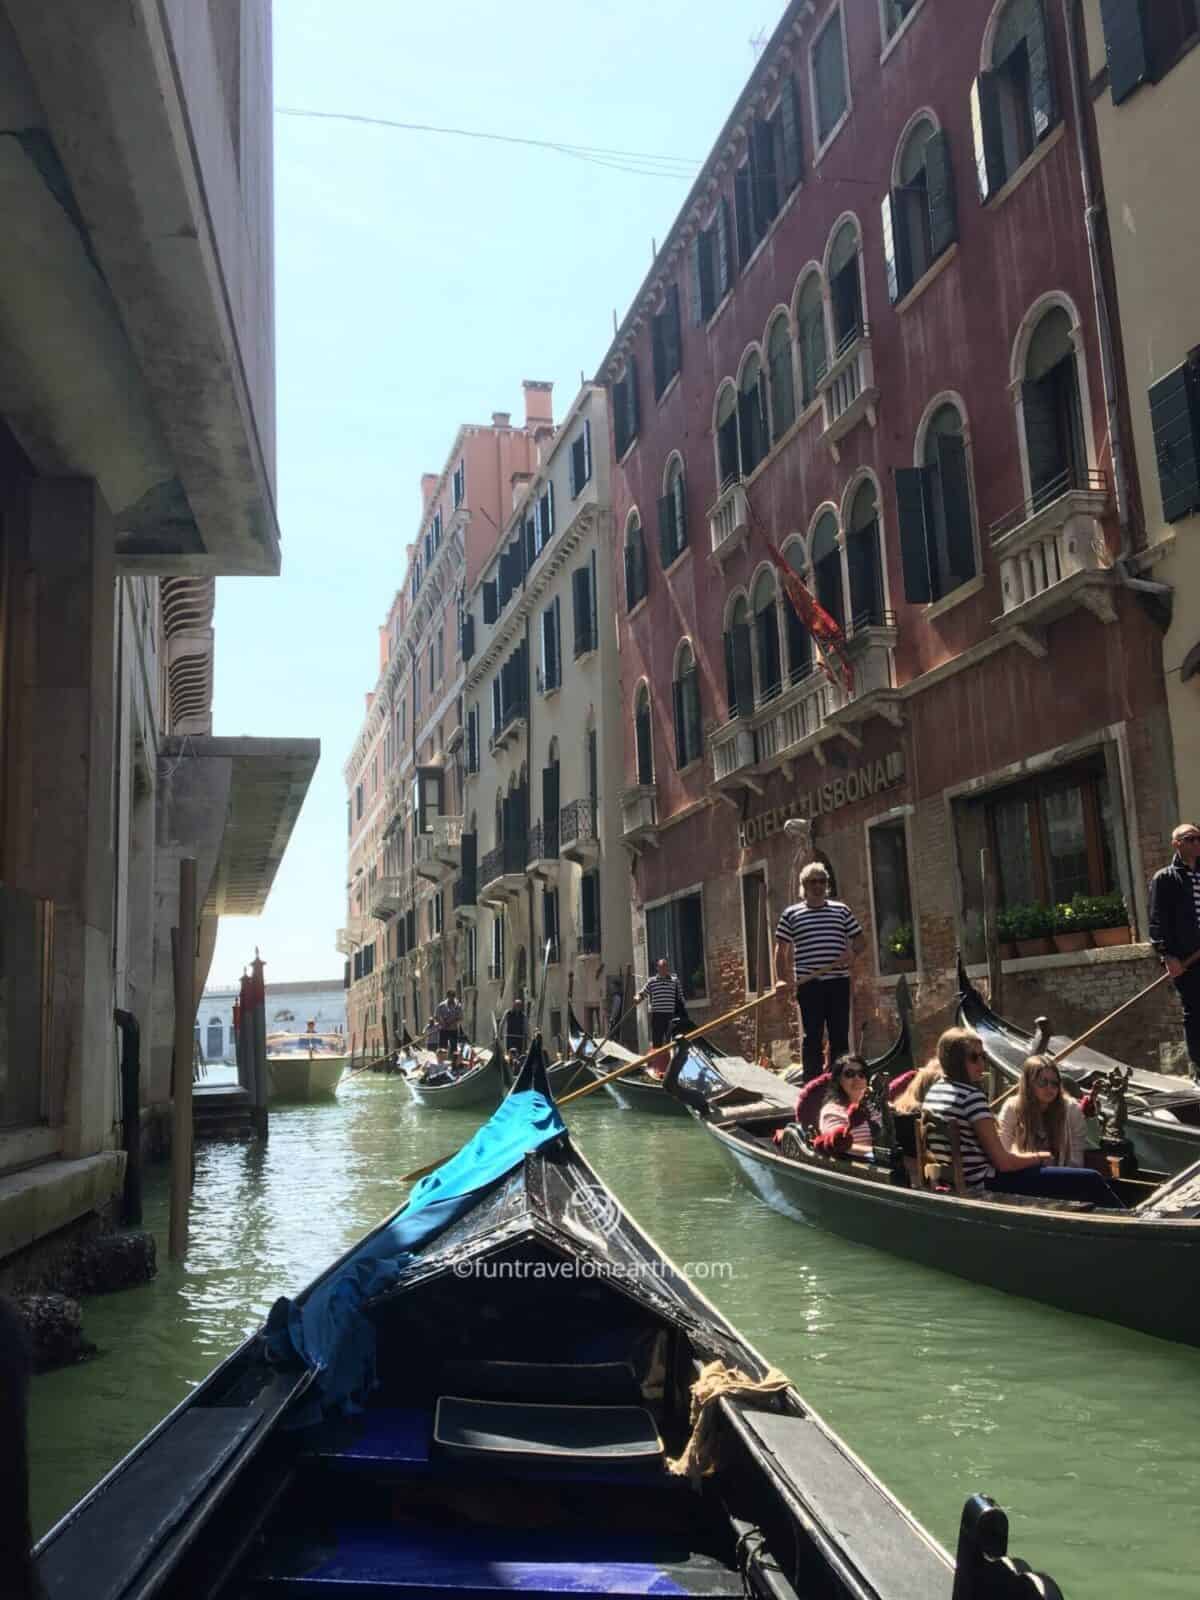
[828,222,864,351]
[658,458,688,566]
[738,353,768,476]
[715,384,740,486]
[898,401,978,601]
[883,115,956,301]
[795,274,828,407]
[624,512,647,610]
[1023,306,1086,507]
[811,512,844,629]
[767,314,796,442]
[847,480,885,630]
[781,540,813,682]
[205,1017,224,1060]
[752,569,782,702]
[974,0,1058,200]
[672,641,703,767]
[634,685,654,785]
[723,596,753,718]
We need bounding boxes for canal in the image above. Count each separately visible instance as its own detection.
[29,1072,1200,1597]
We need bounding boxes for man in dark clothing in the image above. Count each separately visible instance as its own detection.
[1149,822,1200,1083]
[502,995,528,1058]
[0,1296,40,1598]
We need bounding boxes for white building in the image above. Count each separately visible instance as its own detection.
[199,979,347,1064]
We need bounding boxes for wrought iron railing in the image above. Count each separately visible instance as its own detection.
[559,798,598,851]
[527,820,560,863]
[987,467,1109,543]
[480,836,528,886]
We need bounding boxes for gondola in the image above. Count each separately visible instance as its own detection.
[405,1043,501,1109]
[34,1042,1064,1600]
[499,1046,593,1099]
[566,1014,691,1115]
[680,1026,1200,1348]
[957,957,1200,1176]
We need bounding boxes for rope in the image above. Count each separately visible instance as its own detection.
[665,1360,790,1484]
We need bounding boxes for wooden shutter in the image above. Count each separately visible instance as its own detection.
[1022,377,1065,503]
[582,872,599,941]
[895,467,935,604]
[482,579,497,624]
[613,374,629,458]
[572,566,591,655]
[582,419,592,481]
[1101,0,1150,103]
[924,130,958,258]
[1026,0,1058,140]
[722,631,737,713]
[491,676,501,731]
[461,613,475,662]
[665,284,681,382]
[779,75,803,190]
[672,676,687,766]
[545,481,555,538]
[682,670,702,765]
[970,74,1005,201]
[541,606,555,690]
[734,164,754,269]
[756,604,781,697]
[730,620,755,718]
[689,234,705,325]
[830,258,861,345]
[657,493,675,566]
[715,198,732,297]
[568,439,578,498]
[1149,360,1200,523]
[627,356,640,440]
[937,433,977,585]
[674,472,687,552]
[461,829,476,891]
[718,413,740,485]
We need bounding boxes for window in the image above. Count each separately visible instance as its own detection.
[689,201,732,324]
[846,479,885,630]
[812,5,849,148]
[881,0,921,40]
[723,597,754,718]
[1148,356,1200,524]
[432,891,443,936]
[715,383,740,486]
[811,511,845,628]
[624,512,648,610]
[465,925,477,987]
[206,1018,224,1060]
[490,913,505,982]
[972,0,1058,201]
[466,705,479,774]
[781,541,813,682]
[883,120,957,303]
[897,402,978,602]
[428,644,435,692]
[355,783,363,820]
[795,273,828,406]
[436,628,444,682]
[580,870,602,955]
[672,641,703,767]
[767,314,796,441]
[870,820,916,975]
[752,569,782,702]
[613,358,640,458]
[657,459,688,566]
[735,80,804,266]
[536,483,555,552]
[652,285,682,398]
[540,597,562,693]
[572,560,597,657]
[827,222,863,352]
[646,891,708,1000]
[569,419,593,496]
[543,887,561,963]
[452,461,465,508]
[634,684,654,785]
[741,871,771,993]
[431,509,443,548]
[1103,0,1198,103]
[1022,306,1087,507]
[738,353,768,476]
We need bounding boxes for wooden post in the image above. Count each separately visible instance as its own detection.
[250,951,269,1139]
[169,856,196,1261]
[980,845,1003,1050]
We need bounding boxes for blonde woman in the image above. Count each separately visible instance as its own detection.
[998,1056,1086,1167]
[892,1059,942,1115]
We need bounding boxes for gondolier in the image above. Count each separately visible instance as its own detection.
[1149,822,1200,1083]
[501,994,528,1057]
[434,990,463,1054]
[637,958,687,1050]
[774,861,864,1082]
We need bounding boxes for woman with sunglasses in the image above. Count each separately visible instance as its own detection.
[817,1054,874,1153]
[998,1055,1087,1168]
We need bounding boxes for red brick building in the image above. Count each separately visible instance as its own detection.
[603,0,1182,1067]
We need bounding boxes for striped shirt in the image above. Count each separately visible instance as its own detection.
[1192,867,1200,929]
[924,1079,994,1191]
[775,900,863,981]
[641,974,683,1014]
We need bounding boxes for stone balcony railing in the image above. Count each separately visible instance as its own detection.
[988,469,1116,630]
[433,814,463,867]
[620,784,659,846]
[336,915,370,954]
[369,875,405,921]
[817,325,879,457]
[707,479,750,567]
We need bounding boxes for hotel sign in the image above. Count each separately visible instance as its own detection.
[737,751,906,848]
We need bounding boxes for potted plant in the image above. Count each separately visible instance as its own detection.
[1086,891,1132,948]
[887,922,916,973]
[1011,902,1054,957]
[996,905,1019,961]
[1052,900,1091,954]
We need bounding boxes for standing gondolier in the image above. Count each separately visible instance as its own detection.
[773,861,865,1082]
[501,994,528,1058]
[434,990,463,1055]
[1149,822,1200,1084]
[637,958,687,1051]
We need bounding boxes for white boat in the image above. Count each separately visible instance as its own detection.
[266,1024,347,1102]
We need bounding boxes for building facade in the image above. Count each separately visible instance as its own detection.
[199,979,347,1065]
[0,0,315,1271]
[342,387,551,1058]
[602,0,1181,1069]
[461,385,631,1052]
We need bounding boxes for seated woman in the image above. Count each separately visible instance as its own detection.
[998,1056,1087,1168]
[892,1059,942,1115]
[923,1030,1121,1206]
[817,1055,874,1154]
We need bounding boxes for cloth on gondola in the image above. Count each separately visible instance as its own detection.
[265,1068,565,1416]
[666,1360,789,1484]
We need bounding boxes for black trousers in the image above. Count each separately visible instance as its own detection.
[1176,966,1200,1080]
[650,1012,673,1049]
[796,976,851,1081]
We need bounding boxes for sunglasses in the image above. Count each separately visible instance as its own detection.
[840,1067,866,1080]
[1179,833,1200,845]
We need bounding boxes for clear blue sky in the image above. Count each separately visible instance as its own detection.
[208,0,781,987]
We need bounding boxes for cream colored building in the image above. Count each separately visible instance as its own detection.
[1083,2,1200,816]
[462,386,631,1050]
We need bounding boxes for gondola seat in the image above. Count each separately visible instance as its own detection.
[433,1396,663,1463]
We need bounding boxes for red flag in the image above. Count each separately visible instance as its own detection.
[763,535,855,696]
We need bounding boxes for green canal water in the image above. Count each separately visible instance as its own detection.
[29,1073,1200,1596]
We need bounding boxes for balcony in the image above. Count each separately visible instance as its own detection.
[620,784,659,848]
[708,478,750,568]
[336,915,370,955]
[817,325,879,460]
[824,612,904,735]
[453,874,477,920]
[526,819,560,877]
[559,798,599,865]
[434,814,463,869]
[988,470,1117,646]
[711,668,850,794]
[479,836,528,902]
[578,929,602,957]
[489,702,528,754]
[369,874,406,921]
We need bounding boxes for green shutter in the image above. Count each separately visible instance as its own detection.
[689,235,704,325]
[1101,0,1150,104]
[779,75,803,190]
[731,621,755,718]
[715,198,732,297]
[970,73,1005,200]
[924,129,958,256]
[627,356,640,440]
[734,165,754,269]
[652,308,667,398]
[683,670,702,766]
[1149,361,1200,523]
[895,467,934,604]
[482,579,497,624]
[936,433,977,586]
[1026,0,1058,140]
[722,631,736,713]
[666,283,682,382]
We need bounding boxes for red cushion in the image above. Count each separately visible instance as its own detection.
[794,1072,831,1128]
[887,1069,916,1102]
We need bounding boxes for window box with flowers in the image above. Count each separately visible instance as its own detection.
[886,922,916,973]
[1071,892,1132,948]
[1008,902,1055,958]
[1052,900,1090,954]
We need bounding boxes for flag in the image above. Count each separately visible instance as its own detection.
[763,534,855,696]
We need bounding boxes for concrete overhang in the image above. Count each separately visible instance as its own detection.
[0,2,280,576]
[161,736,320,916]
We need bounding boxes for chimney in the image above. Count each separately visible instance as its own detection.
[522,380,553,429]
[511,471,533,512]
[421,473,439,507]
[492,411,512,429]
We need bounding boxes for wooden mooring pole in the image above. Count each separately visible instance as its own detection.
[169,856,197,1261]
[980,847,1003,1089]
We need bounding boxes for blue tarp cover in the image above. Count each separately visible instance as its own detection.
[265,1083,565,1414]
